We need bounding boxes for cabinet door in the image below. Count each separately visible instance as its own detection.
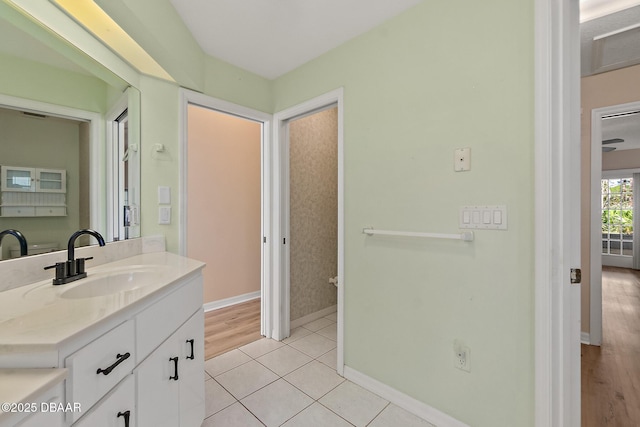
[35,168,66,193]
[135,332,180,427]
[73,375,135,427]
[178,310,205,427]
[1,166,35,192]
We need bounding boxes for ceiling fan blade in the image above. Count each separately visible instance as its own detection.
[602,138,624,145]
[603,146,617,152]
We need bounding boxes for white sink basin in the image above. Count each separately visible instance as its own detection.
[60,269,163,299]
[23,266,167,301]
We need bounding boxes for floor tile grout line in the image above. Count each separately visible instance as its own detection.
[364,402,392,427]
[204,319,346,426]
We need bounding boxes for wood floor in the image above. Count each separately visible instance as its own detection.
[204,298,262,360]
[582,266,640,427]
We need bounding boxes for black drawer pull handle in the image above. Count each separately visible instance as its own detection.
[117,410,130,427]
[170,356,179,380]
[186,339,195,360]
[96,352,130,376]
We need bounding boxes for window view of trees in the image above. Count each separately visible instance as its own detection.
[602,178,633,256]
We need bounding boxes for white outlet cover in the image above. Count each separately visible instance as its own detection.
[454,147,471,172]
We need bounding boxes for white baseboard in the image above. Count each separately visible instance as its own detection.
[203,291,261,312]
[290,305,337,329]
[343,366,470,427]
[581,331,591,345]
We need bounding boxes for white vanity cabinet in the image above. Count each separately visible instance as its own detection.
[64,273,204,427]
[0,252,205,427]
[136,310,204,427]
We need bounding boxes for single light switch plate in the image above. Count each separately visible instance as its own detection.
[459,205,507,230]
[158,206,171,225]
[158,186,171,204]
[454,147,471,172]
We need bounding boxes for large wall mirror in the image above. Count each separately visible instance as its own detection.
[0,1,141,260]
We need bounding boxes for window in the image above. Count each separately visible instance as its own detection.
[601,177,633,256]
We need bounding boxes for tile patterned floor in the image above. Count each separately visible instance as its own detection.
[202,312,435,427]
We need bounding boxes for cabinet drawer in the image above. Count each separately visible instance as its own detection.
[13,383,64,427]
[136,275,202,363]
[73,375,135,427]
[65,321,135,423]
[35,206,66,216]
[1,206,35,217]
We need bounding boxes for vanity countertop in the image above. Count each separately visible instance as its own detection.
[0,368,67,423]
[0,252,205,354]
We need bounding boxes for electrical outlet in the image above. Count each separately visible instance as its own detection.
[454,147,471,172]
[454,342,471,372]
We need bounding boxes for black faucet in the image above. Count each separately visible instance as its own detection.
[44,229,106,285]
[0,229,28,257]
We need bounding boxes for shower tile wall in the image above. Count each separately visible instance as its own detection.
[289,107,338,322]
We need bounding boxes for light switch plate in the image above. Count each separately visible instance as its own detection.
[158,206,171,225]
[158,186,171,204]
[460,205,507,230]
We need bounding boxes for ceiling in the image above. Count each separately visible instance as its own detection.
[581,4,640,77]
[169,0,422,80]
[579,1,640,152]
[602,112,640,151]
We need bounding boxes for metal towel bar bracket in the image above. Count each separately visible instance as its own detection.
[362,227,474,242]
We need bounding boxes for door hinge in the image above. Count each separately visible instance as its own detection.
[570,268,581,284]
[263,236,267,243]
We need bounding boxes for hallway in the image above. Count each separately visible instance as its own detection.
[582,266,640,426]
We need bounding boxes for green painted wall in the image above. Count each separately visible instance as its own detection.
[272,1,534,425]
[0,52,108,113]
[137,76,181,252]
[1,0,537,424]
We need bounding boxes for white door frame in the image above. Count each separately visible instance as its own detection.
[589,100,640,346]
[178,89,273,337]
[534,0,581,425]
[272,88,345,375]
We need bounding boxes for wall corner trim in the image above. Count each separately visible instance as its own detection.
[203,291,261,312]
[343,366,470,427]
[580,332,591,345]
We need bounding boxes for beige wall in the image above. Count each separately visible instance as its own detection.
[289,107,338,321]
[602,148,640,171]
[581,63,640,334]
[186,105,261,304]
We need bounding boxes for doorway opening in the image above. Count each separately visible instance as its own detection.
[273,88,344,375]
[179,90,271,360]
[287,105,339,337]
[583,101,640,425]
